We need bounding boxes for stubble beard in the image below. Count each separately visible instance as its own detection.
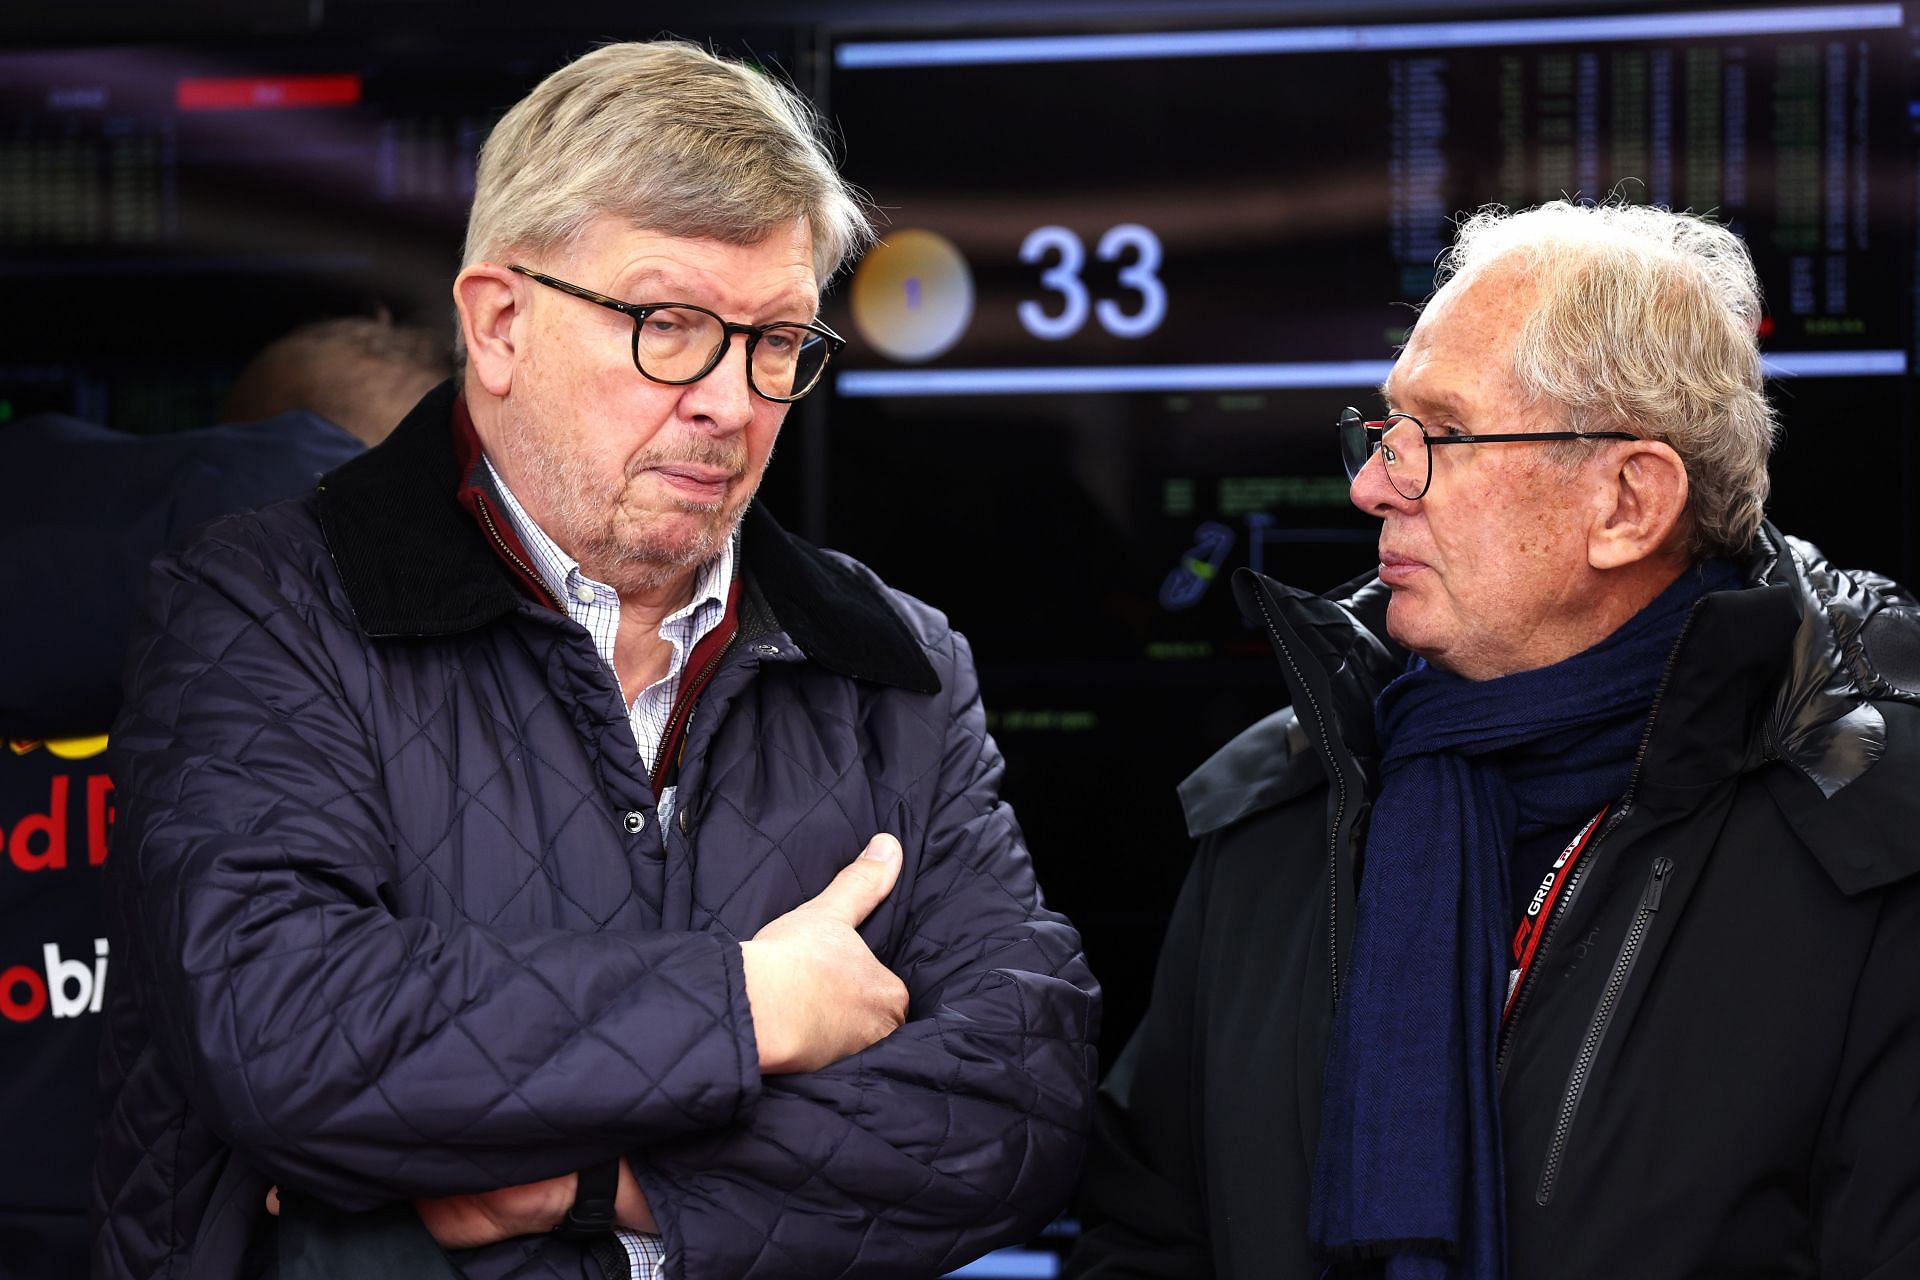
[503,421,758,598]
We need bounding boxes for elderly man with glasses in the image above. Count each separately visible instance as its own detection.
[1070,201,1920,1279]
[92,41,1098,1280]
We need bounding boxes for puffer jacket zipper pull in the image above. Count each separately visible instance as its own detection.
[1642,857,1672,910]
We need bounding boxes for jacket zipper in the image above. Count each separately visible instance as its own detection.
[472,492,563,611]
[1251,588,1346,1006]
[1535,856,1672,1205]
[1496,602,1702,1073]
[1497,601,1706,1205]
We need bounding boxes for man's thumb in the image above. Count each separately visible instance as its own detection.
[811,834,902,925]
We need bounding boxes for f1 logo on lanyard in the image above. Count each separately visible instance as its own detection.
[1503,806,1608,1024]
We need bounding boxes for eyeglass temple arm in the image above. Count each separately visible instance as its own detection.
[508,266,640,315]
[1425,430,1638,446]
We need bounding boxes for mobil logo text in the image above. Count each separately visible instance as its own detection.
[0,937,110,1022]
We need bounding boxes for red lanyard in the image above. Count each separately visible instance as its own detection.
[1502,806,1609,1025]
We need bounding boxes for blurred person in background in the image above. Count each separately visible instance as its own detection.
[0,314,446,1280]
[221,314,452,447]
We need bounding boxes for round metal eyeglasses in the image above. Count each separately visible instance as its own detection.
[1337,405,1637,501]
[510,265,846,403]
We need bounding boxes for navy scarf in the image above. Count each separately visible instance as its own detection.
[1309,561,1739,1279]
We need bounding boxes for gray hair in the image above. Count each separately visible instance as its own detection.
[463,41,872,284]
[1431,200,1776,557]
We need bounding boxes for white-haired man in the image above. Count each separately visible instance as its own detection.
[93,42,1098,1280]
[1069,201,1920,1279]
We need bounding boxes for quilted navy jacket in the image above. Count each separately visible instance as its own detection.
[92,384,1101,1280]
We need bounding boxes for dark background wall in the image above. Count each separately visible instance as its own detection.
[1,0,1912,1066]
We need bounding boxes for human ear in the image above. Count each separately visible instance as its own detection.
[453,264,521,398]
[1589,440,1690,570]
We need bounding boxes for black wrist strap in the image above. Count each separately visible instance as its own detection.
[555,1159,620,1239]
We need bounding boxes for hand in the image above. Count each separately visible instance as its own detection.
[408,1159,658,1248]
[740,833,910,1074]
[265,1180,568,1245]
[411,1173,575,1249]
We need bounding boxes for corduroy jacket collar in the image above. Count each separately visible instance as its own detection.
[315,380,939,695]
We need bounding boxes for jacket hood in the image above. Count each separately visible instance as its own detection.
[1738,526,1920,893]
[1744,525,1920,795]
[1183,523,1920,890]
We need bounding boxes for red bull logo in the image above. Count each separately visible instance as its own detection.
[3,773,114,872]
[8,735,110,760]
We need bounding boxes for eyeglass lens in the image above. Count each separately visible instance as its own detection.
[636,308,832,400]
[1337,409,1431,500]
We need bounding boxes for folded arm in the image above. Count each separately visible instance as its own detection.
[634,631,1102,1277]
[114,537,762,1209]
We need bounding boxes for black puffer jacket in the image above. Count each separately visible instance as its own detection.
[1069,526,1920,1279]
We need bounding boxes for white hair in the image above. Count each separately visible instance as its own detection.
[1433,200,1777,557]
